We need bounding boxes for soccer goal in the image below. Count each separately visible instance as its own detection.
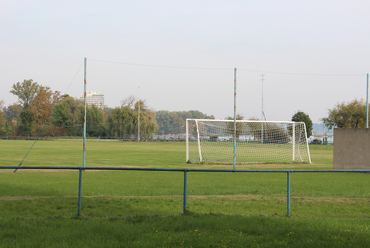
[186,119,311,164]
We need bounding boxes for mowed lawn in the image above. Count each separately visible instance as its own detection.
[0,140,370,247]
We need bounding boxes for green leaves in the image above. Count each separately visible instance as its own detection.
[10,79,41,108]
[322,99,367,129]
[292,111,313,137]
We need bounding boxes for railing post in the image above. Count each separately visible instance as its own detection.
[183,171,187,213]
[287,171,291,216]
[78,169,83,216]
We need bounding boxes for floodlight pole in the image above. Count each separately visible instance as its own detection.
[233,68,237,170]
[366,73,369,128]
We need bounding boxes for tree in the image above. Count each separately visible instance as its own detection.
[246,118,290,142]
[19,109,35,135]
[108,99,158,137]
[321,99,367,129]
[77,104,105,137]
[135,100,159,137]
[226,114,244,139]
[291,111,313,137]
[155,110,213,135]
[10,79,41,108]
[51,103,73,132]
[0,100,6,134]
[4,104,22,135]
[30,87,61,126]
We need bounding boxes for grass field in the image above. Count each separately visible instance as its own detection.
[0,140,369,247]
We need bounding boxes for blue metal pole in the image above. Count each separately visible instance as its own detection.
[78,169,83,216]
[366,73,369,128]
[233,68,237,170]
[83,58,87,168]
[287,172,291,216]
[183,171,187,213]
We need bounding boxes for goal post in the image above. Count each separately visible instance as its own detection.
[186,119,311,164]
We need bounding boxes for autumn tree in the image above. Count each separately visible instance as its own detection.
[321,99,367,129]
[10,79,41,108]
[30,87,61,127]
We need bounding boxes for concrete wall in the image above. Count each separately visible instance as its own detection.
[333,128,370,169]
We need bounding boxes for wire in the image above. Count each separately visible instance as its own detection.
[89,59,231,71]
[238,68,364,77]
[14,62,84,172]
[89,58,365,76]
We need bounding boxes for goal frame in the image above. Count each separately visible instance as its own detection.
[186,119,311,164]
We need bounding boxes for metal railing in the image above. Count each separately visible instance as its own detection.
[1,166,369,217]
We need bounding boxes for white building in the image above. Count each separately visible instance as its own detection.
[80,91,105,108]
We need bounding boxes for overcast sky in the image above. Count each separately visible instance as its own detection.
[1,0,370,122]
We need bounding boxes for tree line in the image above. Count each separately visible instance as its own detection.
[0,79,214,137]
[1,79,369,138]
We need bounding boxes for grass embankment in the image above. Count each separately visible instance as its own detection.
[0,141,369,247]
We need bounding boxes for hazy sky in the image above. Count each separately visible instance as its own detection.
[1,0,370,122]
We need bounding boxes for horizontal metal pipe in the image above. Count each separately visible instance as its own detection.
[1,166,370,173]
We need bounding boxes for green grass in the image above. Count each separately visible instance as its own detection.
[1,140,370,247]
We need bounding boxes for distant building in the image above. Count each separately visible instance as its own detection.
[80,91,105,108]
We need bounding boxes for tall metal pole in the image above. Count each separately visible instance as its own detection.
[83,58,87,167]
[78,169,82,216]
[183,171,187,213]
[138,87,140,142]
[287,172,291,216]
[367,74,369,128]
[78,57,87,216]
[233,68,237,170]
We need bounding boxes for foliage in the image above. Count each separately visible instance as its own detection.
[156,110,214,135]
[19,108,35,135]
[0,100,7,134]
[5,104,22,121]
[135,100,159,136]
[10,79,41,108]
[77,103,105,137]
[247,122,290,143]
[291,110,313,137]
[108,100,158,137]
[30,87,61,126]
[321,99,367,129]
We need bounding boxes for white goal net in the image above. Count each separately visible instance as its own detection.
[186,119,311,164]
